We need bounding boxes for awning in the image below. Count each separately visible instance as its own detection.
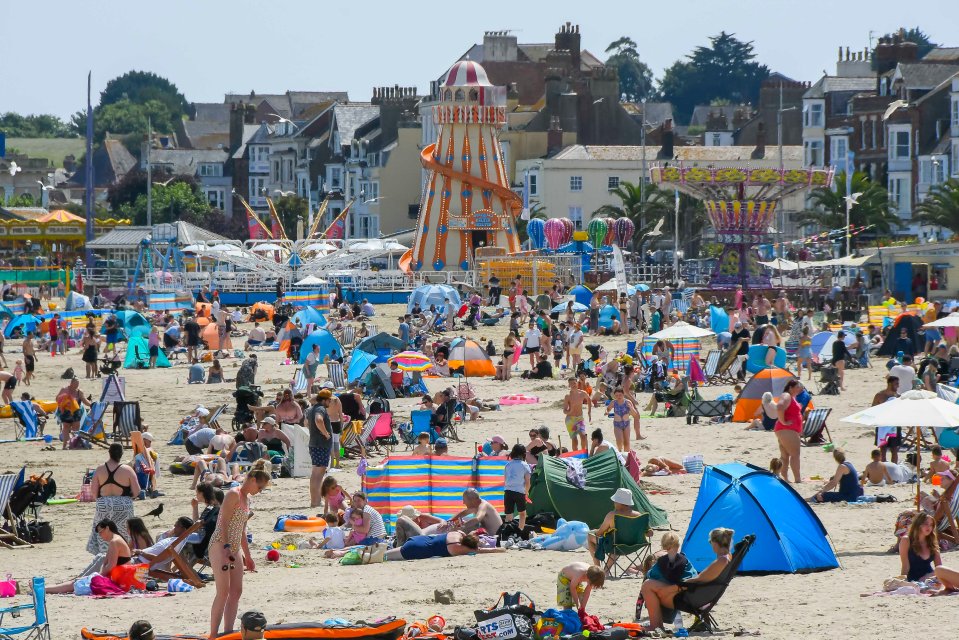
[758,254,877,271]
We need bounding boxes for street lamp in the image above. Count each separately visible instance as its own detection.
[776,83,798,258]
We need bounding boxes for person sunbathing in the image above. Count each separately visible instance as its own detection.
[383,531,505,561]
[642,457,685,476]
[861,448,910,486]
[46,519,132,594]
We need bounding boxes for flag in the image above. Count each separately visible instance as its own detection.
[321,199,353,240]
[237,194,272,240]
[266,197,288,240]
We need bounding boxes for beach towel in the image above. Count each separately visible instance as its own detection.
[85,495,134,555]
[562,457,586,489]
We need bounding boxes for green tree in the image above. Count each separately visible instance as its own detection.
[94,98,173,144]
[6,193,36,207]
[123,180,211,226]
[271,195,309,238]
[516,204,548,245]
[872,27,937,61]
[604,37,655,102]
[594,181,671,252]
[658,32,770,123]
[0,112,75,138]
[100,70,187,131]
[799,171,900,236]
[916,178,959,235]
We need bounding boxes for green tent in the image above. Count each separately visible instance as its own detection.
[528,450,668,529]
[123,333,171,369]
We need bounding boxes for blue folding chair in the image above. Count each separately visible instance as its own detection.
[410,410,436,444]
[9,401,41,440]
[0,576,50,639]
[76,401,109,448]
[626,341,637,357]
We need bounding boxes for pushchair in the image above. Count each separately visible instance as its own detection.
[232,385,263,428]
[8,471,56,544]
[817,366,841,395]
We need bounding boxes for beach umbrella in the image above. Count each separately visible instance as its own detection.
[595,279,635,295]
[613,218,635,247]
[587,218,608,250]
[390,351,433,372]
[842,389,959,504]
[544,219,565,250]
[448,339,496,377]
[632,283,650,292]
[526,218,546,250]
[924,313,959,328]
[294,275,327,286]
[559,218,574,244]
[551,301,589,313]
[648,321,715,340]
[348,350,377,383]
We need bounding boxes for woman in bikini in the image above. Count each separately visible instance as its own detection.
[47,519,132,594]
[80,327,100,379]
[87,444,140,555]
[609,387,640,452]
[208,460,271,639]
[384,530,505,561]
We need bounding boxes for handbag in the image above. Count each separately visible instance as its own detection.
[474,592,536,640]
[0,574,17,598]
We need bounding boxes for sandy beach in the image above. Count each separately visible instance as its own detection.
[1,303,947,639]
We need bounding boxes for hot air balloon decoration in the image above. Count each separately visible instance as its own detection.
[586,218,609,250]
[602,218,616,246]
[612,218,635,247]
[559,218,574,245]
[543,218,565,251]
[526,218,546,250]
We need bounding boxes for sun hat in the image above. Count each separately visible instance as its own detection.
[140,432,154,442]
[261,416,276,425]
[491,435,507,446]
[400,505,421,519]
[196,406,210,417]
[611,487,634,506]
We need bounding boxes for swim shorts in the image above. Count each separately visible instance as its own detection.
[310,443,331,467]
[556,573,585,608]
[565,415,586,436]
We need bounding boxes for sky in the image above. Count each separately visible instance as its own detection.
[3,0,958,120]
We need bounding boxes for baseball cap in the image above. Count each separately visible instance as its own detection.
[435,438,449,448]
[490,435,507,446]
[240,610,267,632]
[322,381,335,389]
[261,416,276,425]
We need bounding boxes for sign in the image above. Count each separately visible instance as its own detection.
[477,614,517,640]
[9,226,40,236]
[612,245,628,299]
[100,375,126,404]
[44,226,84,236]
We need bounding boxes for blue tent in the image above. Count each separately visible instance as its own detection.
[123,333,171,369]
[355,332,406,356]
[292,307,326,328]
[710,305,730,334]
[407,284,460,313]
[298,329,343,364]
[105,310,150,338]
[597,304,620,330]
[551,301,588,314]
[683,462,838,574]
[348,350,377,383]
[3,314,41,338]
[569,285,593,307]
[0,303,14,322]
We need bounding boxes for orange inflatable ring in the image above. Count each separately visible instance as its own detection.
[281,517,328,532]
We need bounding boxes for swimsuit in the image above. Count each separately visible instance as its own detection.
[210,493,250,550]
[556,573,586,608]
[399,534,451,560]
[907,547,934,581]
[565,414,586,436]
[611,399,632,431]
[102,462,134,498]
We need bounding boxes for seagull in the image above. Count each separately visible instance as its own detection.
[153,177,176,186]
[363,196,385,204]
[843,192,864,206]
[646,217,666,237]
[36,181,55,191]
[6,162,21,177]
[274,189,296,197]
[882,100,909,121]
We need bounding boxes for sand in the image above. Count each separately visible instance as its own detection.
[1,303,948,638]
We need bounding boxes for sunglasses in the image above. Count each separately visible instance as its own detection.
[221,543,236,572]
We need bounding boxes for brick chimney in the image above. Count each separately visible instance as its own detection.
[547,116,564,156]
[554,22,581,71]
[874,33,918,76]
[229,103,256,156]
[658,119,674,160]
[751,122,766,159]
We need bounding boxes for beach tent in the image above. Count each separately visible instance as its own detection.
[65,291,92,310]
[248,302,274,322]
[745,344,787,374]
[0,303,13,321]
[123,333,171,369]
[5,297,27,314]
[877,313,924,357]
[815,331,857,364]
[292,307,326,328]
[528,449,668,529]
[111,310,150,337]
[298,329,343,364]
[3,314,41,338]
[407,284,461,314]
[354,332,406,356]
[552,301,588,314]
[448,338,496,377]
[596,304,620,331]
[201,322,220,350]
[683,462,838,574]
[731,366,795,422]
[569,285,593,307]
[348,350,377,384]
[709,305,729,333]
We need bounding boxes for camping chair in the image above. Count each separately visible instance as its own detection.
[0,577,50,639]
[598,512,651,579]
[112,401,142,448]
[327,362,346,390]
[363,413,395,453]
[0,468,30,548]
[411,410,436,444]
[76,401,109,448]
[816,366,840,395]
[290,368,309,395]
[147,520,206,588]
[801,408,833,446]
[9,401,42,440]
[661,534,755,634]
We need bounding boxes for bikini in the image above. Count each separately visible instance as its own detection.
[611,399,632,431]
[210,494,250,550]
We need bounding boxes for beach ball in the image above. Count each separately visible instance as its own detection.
[613,218,635,246]
[266,549,281,562]
[587,218,609,250]
[544,218,565,250]
[526,218,546,250]
[559,218,574,244]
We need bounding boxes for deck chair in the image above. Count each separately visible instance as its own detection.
[935,476,959,544]
[76,401,109,448]
[701,350,721,384]
[367,323,378,336]
[339,420,362,457]
[327,362,346,390]
[0,576,50,639]
[112,401,142,448]
[147,520,206,588]
[9,401,41,440]
[361,413,395,453]
[596,512,651,578]
[0,469,30,548]
[340,325,356,348]
[411,410,436,443]
[801,408,833,446]
[660,534,755,633]
[207,404,228,432]
[290,367,309,395]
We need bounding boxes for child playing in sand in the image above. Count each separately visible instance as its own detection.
[556,561,604,610]
[320,475,349,522]
[412,432,432,456]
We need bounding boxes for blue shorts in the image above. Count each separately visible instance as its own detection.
[309,443,331,467]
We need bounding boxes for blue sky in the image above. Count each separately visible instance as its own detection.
[3,0,957,119]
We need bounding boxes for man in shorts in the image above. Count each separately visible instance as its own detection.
[307,390,333,507]
[562,377,591,451]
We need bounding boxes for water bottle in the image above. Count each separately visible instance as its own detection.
[634,594,644,622]
[673,612,687,637]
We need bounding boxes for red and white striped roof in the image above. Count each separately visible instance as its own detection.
[442,60,491,88]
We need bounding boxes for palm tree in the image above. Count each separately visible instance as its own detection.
[594,181,672,252]
[516,203,548,246]
[799,171,900,236]
[916,178,959,236]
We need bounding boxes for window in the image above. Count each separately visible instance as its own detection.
[711,133,722,146]
[285,159,294,181]
[830,137,848,167]
[607,176,620,191]
[368,181,379,202]
[952,98,959,129]
[527,173,538,196]
[803,140,823,166]
[920,157,946,185]
[954,141,959,176]
[366,152,379,167]
[568,206,583,230]
[888,175,912,214]
[469,89,479,101]
[198,163,222,177]
[204,188,224,210]
[803,102,824,128]
[250,145,269,163]
[328,167,342,190]
[890,130,911,159]
[249,177,266,200]
[272,161,280,182]
[569,176,583,192]
[872,120,878,149]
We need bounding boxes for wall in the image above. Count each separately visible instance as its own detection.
[372,127,424,236]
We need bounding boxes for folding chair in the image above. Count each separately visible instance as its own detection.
[935,477,959,544]
[701,350,721,384]
[440,398,462,442]
[207,404,228,431]
[367,323,378,336]
[147,520,206,588]
[596,512,651,579]
[112,401,143,448]
[327,362,346,390]
[339,420,362,457]
[290,368,309,395]
[0,576,50,639]
[340,325,356,349]
[76,401,109,448]
[347,415,381,457]
[9,401,42,441]
[0,469,30,548]
[364,412,395,453]
[801,407,833,445]
[816,367,841,395]
[411,410,436,443]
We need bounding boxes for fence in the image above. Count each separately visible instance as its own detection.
[475,254,583,294]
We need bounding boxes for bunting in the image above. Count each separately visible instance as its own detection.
[769,223,876,249]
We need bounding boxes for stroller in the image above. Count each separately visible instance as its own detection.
[817,366,841,395]
[232,385,263,428]
[8,471,56,544]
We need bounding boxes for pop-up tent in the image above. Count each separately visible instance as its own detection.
[65,291,92,310]
[298,328,343,364]
[292,307,326,328]
[528,450,668,529]
[107,310,150,338]
[569,285,593,307]
[354,332,406,356]
[407,284,460,313]
[3,314,41,338]
[682,462,838,574]
[731,366,795,422]
[124,333,171,368]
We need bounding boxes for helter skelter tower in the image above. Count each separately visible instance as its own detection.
[650,163,834,289]
[410,60,522,271]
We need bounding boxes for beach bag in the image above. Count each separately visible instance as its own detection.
[537,609,580,637]
[682,454,705,474]
[0,574,17,598]
[474,593,535,640]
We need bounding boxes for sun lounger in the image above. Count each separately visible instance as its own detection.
[801,408,833,446]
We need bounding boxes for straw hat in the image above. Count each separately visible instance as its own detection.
[611,488,634,506]
[400,505,421,519]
